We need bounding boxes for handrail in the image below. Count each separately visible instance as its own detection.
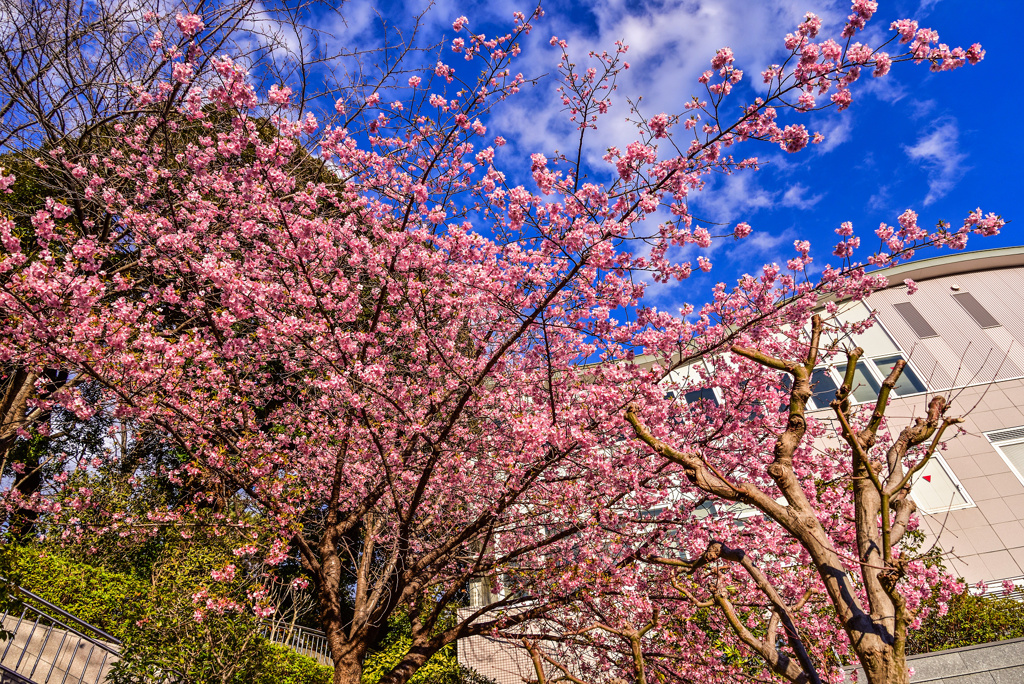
[262,619,326,639]
[10,587,121,652]
[0,579,125,684]
[262,620,332,666]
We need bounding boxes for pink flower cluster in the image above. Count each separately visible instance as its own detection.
[175,12,204,37]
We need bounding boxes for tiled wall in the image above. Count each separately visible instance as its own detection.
[864,267,1024,584]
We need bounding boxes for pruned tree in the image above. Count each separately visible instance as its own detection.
[622,312,967,684]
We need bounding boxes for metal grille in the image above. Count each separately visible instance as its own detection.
[972,576,1024,602]
[986,426,1024,444]
[893,301,939,338]
[952,291,1001,328]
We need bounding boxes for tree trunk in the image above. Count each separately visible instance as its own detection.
[332,653,364,684]
[320,586,367,684]
[858,642,909,684]
[325,620,366,684]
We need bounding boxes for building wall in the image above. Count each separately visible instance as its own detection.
[856,262,1024,585]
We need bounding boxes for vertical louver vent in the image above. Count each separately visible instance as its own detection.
[893,302,938,338]
[952,291,1000,328]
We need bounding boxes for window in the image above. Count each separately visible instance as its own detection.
[910,453,974,514]
[665,361,720,408]
[952,292,1000,329]
[684,387,719,407]
[987,426,1024,488]
[872,354,927,396]
[809,368,839,408]
[803,353,928,411]
[893,301,938,338]
[835,360,881,403]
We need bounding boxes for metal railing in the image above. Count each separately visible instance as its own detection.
[262,621,332,667]
[973,575,1024,602]
[0,585,122,684]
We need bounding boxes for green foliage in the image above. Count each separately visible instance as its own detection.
[361,612,494,684]
[0,151,51,223]
[111,632,334,684]
[907,590,1024,654]
[109,537,267,684]
[255,642,333,684]
[14,545,147,638]
[362,614,453,684]
[12,544,329,684]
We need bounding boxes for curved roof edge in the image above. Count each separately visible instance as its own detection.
[879,246,1024,287]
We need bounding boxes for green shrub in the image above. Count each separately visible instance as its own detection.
[362,613,493,684]
[11,545,331,684]
[13,545,147,639]
[254,642,333,684]
[907,590,1024,654]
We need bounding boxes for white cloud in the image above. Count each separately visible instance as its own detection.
[908,99,937,119]
[868,185,891,212]
[693,173,775,223]
[903,119,969,205]
[725,225,800,273]
[857,75,908,104]
[812,115,852,153]
[488,0,856,176]
[690,173,822,223]
[780,183,824,209]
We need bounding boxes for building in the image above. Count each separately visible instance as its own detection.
[458,246,1024,682]
[656,245,1024,587]
[843,246,1024,586]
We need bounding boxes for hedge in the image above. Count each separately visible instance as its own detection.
[908,590,1024,654]
[11,545,331,684]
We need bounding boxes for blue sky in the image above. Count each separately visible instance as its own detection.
[296,0,1023,310]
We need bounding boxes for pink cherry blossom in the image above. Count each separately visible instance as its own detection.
[267,84,292,106]
[175,12,204,37]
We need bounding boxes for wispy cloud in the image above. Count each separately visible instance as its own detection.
[693,173,776,223]
[690,174,822,224]
[903,119,969,205]
[857,75,908,103]
[813,116,852,153]
[726,225,799,273]
[780,183,824,209]
[490,0,855,175]
[868,185,891,212]
[908,99,937,119]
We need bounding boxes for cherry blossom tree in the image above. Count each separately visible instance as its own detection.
[0,2,1003,684]
[620,317,972,684]
[496,275,1002,684]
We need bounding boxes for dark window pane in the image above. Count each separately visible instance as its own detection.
[779,375,792,411]
[893,302,938,338]
[836,361,882,403]
[810,368,839,409]
[684,387,719,406]
[873,354,927,396]
[952,292,1000,328]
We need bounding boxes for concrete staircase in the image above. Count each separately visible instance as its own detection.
[0,584,332,682]
[0,586,122,684]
